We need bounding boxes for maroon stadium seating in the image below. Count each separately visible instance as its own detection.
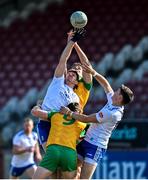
[0,0,148,119]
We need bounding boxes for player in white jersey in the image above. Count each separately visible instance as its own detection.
[60,62,134,179]
[10,118,42,179]
[37,29,86,151]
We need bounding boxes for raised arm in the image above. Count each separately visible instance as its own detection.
[54,40,75,77]
[83,63,113,93]
[74,43,92,83]
[54,29,85,78]
[67,30,92,83]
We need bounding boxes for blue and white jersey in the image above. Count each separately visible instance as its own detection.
[11,130,38,167]
[85,91,124,149]
[42,75,79,111]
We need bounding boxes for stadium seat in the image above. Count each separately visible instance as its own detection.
[1,122,17,143]
[0,0,148,122]
[119,44,133,61]
[131,46,143,62]
[112,53,125,71]
[96,53,114,75]
[2,97,19,114]
[138,36,148,53]
[114,69,133,87]
[0,110,10,125]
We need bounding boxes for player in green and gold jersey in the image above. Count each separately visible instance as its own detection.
[32,102,86,179]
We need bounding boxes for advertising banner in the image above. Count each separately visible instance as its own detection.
[93,151,148,179]
[109,121,148,148]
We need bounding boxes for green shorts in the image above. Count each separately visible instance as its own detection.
[39,144,77,172]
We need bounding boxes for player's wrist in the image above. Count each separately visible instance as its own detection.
[92,70,97,77]
[74,42,78,47]
[70,38,77,43]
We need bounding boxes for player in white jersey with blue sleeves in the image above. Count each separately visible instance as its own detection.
[60,62,134,179]
[10,118,42,179]
[37,30,86,151]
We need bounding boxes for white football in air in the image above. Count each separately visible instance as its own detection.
[70,11,88,29]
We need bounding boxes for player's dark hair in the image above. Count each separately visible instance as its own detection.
[68,102,80,112]
[68,70,80,81]
[120,84,134,105]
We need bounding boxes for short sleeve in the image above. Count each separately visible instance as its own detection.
[96,108,112,123]
[51,75,64,86]
[13,134,22,146]
[53,75,64,82]
[106,91,114,104]
[33,132,38,141]
[48,111,58,120]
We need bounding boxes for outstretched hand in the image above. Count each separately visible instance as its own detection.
[31,105,40,116]
[82,62,95,75]
[71,28,86,42]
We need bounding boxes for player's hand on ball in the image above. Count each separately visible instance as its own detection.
[71,28,86,42]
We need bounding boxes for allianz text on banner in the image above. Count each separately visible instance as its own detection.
[92,150,148,179]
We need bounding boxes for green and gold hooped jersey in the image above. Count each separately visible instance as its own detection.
[46,112,86,150]
[74,78,92,110]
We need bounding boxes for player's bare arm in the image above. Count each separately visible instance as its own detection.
[31,106,49,120]
[55,29,85,78]
[67,30,92,83]
[83,63,113,93]
[74,43,92,83]
[54,40,75,77]
[34,142,42,161]
[12,145,34,154]
[60,106,97,123]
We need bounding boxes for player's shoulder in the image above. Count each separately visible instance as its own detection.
[52,75,64,83]
[78,78,92,91]
[13,130,25,141]
[15,130,25,137]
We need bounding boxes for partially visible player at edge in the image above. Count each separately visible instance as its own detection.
[9,118,42,179]
[60,62,134,179]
